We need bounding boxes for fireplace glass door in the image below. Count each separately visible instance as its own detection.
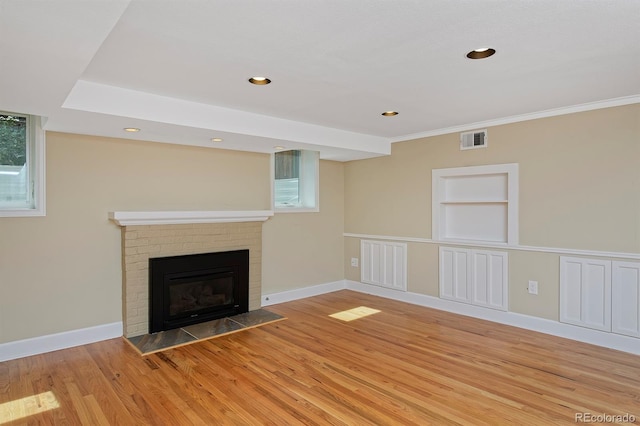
[168,270,234,317]
[149,250,249,333]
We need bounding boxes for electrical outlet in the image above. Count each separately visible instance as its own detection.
[528,280,538,295]
[351,257,359,267]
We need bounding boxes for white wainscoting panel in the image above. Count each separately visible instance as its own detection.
[439,247,508,311]
[612,260,640,338]
[439,247,471,303]
[361,240,407,291]
[560,256,611,332]
[471,250,508,311]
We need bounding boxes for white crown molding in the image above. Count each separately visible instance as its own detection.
[390,95,640,143]
[109,210,274,226]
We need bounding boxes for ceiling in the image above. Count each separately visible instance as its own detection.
[1,0,639,161]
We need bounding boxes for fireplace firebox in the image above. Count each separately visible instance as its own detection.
[149,250,249,333]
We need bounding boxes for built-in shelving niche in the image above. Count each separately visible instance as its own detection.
[432,163,519,245]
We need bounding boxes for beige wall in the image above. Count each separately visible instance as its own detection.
[263,160,345,294]
[1,106,636,344]
[344,104,640,320]
[0,132,345,343]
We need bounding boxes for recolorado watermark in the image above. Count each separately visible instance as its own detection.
[575,412,636,423]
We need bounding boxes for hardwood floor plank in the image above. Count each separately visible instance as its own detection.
[1,290,638,425]
[263,315,542,424]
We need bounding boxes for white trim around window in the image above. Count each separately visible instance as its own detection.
[0,114,46,217]
[271,149,319,213]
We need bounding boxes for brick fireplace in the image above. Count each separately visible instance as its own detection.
[109,211,273,338]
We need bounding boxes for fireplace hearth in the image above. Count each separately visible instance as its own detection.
[149,250,249,333]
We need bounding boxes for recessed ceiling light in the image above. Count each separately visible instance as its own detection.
[248,76,271,85]
[274,146,285,150]
[211,137,223,142]
[123,127,140,132]
[466,48,496,59]
[381,111,399,117]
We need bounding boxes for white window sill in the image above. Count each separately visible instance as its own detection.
[274,207,319,214]
[0,207,46,217]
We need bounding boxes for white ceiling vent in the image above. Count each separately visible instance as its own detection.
[460,129,487,150]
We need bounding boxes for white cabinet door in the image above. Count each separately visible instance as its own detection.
[471,250,508,311]
[560,257,611,332]
[612,261,640,338]
[361,240,407,291]
[440,247,508,310]
[439,247,472,303]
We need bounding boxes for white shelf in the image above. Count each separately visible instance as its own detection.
[432,163,519,245]
[440,200,508,204]
[108,210,274,226]
[438,236,509,245]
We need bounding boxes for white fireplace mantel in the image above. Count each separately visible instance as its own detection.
[108,210,274,226]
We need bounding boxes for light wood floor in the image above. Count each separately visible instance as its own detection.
[1,290,639,425]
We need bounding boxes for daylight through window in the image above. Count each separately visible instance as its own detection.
[0,111,45,216]
[273,149,319,211]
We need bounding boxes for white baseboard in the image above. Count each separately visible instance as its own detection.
[4,279,638,362]
[0,322,123,362]
[263,280,639,355]
[344,280,640,356]
[262,280,346,306]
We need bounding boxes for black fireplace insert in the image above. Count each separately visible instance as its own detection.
[149,250,249,333]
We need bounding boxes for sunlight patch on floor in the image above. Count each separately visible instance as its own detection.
[329,306,381,322]
[0,391,60,424]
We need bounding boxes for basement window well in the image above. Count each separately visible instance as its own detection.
[0,111,45,217]
[272,149,319,212]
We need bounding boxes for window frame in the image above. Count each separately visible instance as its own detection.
[271,149,319,213]
[0,112,46,217]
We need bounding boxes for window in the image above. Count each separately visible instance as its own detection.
[272,149,319,212]
[0,111,45,216]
